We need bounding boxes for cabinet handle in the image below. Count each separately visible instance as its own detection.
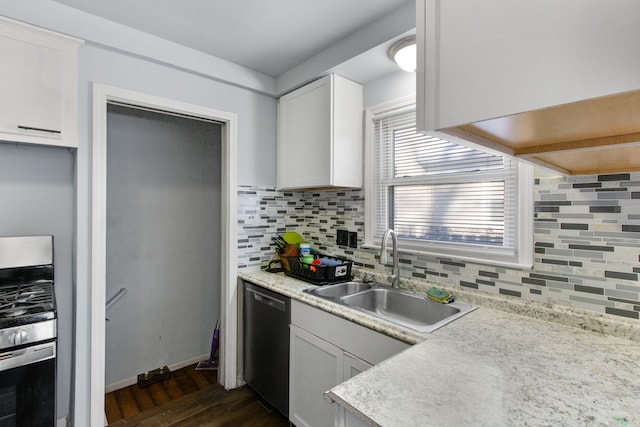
[249,288,286,312]
[18,125,61,134]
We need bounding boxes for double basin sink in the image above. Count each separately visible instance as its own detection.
[304,281,476,333]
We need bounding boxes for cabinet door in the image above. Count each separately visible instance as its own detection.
[277,76,331,189]
[335,353,372,427]
[277,74,363,190]
[343,351,372,381]
[0,35,62,136]
[0,17,81,147]
[417,0,640,131]
[289,324,343,427]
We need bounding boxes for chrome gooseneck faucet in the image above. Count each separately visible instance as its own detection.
[379,229,400,288]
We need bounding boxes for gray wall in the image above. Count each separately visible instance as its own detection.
[105,104,221,385]
[71,44,276,424]
[0,141,74,419]
[363,70,415,108]
[80,44,277,187]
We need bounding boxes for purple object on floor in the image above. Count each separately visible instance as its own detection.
[196,319,219,370]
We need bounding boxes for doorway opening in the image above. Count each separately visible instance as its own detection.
[91,84,238,427]
[104,102,222,392]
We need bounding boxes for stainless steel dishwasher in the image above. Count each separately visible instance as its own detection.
[243,281,290,416]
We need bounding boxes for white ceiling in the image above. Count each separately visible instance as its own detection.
[51,0,413,78]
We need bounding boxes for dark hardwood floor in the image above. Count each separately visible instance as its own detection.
[105,363,289,426]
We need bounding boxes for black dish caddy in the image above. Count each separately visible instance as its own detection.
[284,254,353,285]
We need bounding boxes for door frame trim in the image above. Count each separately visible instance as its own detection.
[90,83,238,426]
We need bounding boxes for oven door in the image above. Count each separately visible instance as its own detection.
[0,341,55,427]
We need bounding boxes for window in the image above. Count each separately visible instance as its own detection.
[365,97,533,268]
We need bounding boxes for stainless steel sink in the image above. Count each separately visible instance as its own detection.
[304,281,475,333]
[307,281,372,299]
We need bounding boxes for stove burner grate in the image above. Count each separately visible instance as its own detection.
[0,282,54,320]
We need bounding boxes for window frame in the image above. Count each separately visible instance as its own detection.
[364,96,533,269]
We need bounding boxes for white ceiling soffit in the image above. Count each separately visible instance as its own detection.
[51,0,414,82]
[276,4,416,94]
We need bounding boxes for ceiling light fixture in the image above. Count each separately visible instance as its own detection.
[388,36,417,72]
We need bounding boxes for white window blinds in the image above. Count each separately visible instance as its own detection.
[367,99,532,267]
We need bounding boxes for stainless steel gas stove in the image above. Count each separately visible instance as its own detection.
[0,236,57,426]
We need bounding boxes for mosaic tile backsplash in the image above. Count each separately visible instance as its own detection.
[237,172,640,321]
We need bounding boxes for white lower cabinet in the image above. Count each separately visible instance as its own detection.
[289,300,409,427]
[290,324,343,427]
[338,353,372,427]
[342,352,371,381]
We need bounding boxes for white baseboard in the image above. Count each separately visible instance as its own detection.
[104,353,210,393]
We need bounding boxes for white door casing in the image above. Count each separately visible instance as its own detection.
[90,83,238,427]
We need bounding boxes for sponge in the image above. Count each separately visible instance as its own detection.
[426,287,453,303]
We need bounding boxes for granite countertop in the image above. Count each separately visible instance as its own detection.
[239,270,640,427]
[238,270,429,344]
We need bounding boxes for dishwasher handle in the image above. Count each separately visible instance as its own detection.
[247,287,286,312]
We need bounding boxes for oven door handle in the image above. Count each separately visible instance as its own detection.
[0,342,55,372]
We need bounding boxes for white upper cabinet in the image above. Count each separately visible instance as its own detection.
[0,17,83,147]
[277,74,363,190]
[417,0,640,132]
